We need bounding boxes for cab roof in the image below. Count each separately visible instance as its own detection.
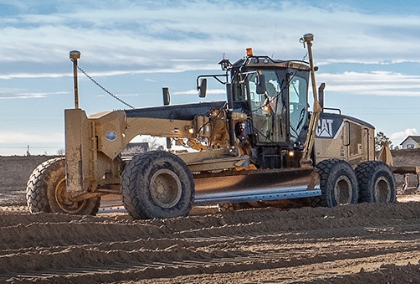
[232,56,311,71]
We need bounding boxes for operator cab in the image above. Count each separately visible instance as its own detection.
[230,49,311,152]
[196,49,312,169]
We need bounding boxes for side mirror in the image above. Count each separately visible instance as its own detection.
[199,78,207,98]
[256,74,266,94]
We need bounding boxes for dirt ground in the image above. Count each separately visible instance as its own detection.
[2,189,420,283]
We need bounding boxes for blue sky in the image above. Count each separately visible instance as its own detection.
[1,0,420,155]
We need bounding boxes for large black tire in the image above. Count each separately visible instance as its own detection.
[313,159,358,207]
[356,161,396,203]
[121,151,195,219]
[26,158,101,215]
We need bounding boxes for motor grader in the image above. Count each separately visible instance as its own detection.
[26,34,397,219]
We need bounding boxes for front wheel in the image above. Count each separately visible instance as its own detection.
[26,158,101,215]
[121,151,195,219]
[314,159,359,207]
[356,161,396,203]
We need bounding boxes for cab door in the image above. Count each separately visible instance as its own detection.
[247,70,286,144]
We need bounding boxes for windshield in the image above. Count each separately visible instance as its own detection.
[246,69,309,145]
[289,74,308,144]
[247,70,287,143]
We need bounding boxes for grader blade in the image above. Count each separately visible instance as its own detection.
[193,168,320,205]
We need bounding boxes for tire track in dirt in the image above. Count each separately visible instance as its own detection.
[1,202,420,283]
[4,234,420,283]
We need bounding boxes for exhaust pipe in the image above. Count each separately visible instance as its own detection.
[318,82,325,110]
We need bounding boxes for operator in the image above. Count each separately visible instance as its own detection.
[262,82,279,115]
[260,82,280,139]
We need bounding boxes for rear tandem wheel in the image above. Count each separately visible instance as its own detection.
[26,157,101,215]
[312,159,359,208]
[356,161,396,203]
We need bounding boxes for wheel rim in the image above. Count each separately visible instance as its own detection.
[55,177,87,214]
[334,175,352,205]
[374,176,391,203]
[150,169,182,208]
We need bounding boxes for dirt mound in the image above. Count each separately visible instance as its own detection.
[1,201,420,283]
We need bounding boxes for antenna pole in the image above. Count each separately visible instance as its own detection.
[69,50,81,109]
[299,34,322,166]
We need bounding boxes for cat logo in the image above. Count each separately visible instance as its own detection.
[316,118,344,139]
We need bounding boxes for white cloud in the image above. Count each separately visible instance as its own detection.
[0,131,63,144]
[0,72,68,79]
[1,0,420,70]
[317,72,420,97]
[173,88,226,96]
[0,63,221,80]
[0,88,68,99]
[390,128,419,142]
